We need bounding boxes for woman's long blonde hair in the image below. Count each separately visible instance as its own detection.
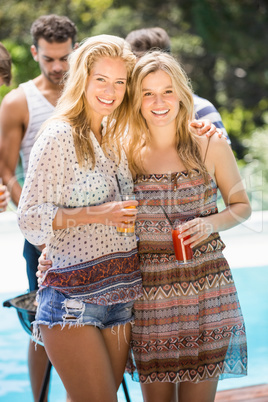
[44,35,136,168]
[127,51,208,181]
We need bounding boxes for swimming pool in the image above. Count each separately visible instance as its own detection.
[0,211,267,401]
[1,264,267,401]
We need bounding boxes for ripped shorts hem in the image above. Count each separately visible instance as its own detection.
[32,316,135,345]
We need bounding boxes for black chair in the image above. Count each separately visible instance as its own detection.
[3,291,131,402]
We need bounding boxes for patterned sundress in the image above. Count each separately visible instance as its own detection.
[128,169,247,384]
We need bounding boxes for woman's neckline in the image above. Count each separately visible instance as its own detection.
[137,169,199,177]
[135,169,217,187]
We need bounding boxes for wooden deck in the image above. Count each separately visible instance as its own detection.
[215,384,268,401]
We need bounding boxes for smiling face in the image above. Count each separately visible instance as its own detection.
[141,69,180,131]
[85,56,128,124]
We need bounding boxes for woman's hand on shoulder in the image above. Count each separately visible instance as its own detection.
[189,119,225,139]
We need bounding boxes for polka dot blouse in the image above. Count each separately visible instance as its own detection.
[17,121,142,305]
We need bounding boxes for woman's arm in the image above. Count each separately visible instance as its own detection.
[180,136,251,247]
[52,199,138,230]
[17,132,65,245]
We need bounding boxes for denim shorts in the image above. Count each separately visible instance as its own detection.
[34,287,135,332]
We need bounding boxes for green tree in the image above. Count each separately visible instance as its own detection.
[0,0,267,207]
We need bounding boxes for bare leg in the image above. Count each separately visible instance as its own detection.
[141,382,176,402]
[102,323,132,389]
[140,379,218,402]
[40,324,119,402]
[58,323,131,401]
[179,380,218,402]
[28,340,49,402]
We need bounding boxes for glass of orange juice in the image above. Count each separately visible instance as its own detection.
[117,193,136,237]
[0,178,5,211]
[0,178,4,196]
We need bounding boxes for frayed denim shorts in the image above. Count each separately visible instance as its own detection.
[34,287,135,333]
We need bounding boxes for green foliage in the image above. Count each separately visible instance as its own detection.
[0,40,40,102]
[241,126,268,210]
[0,0,267,208]
[90,7,144,37]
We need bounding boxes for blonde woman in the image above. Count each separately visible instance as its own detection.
[17,35,143,402]
[126,51,251,402]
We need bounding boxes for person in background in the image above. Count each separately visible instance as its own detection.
[126,51,250,402]
[0,15,77,401]
[0,42,11,212]
[125,27,231,144]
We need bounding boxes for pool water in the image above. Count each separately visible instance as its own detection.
[0,265,267,401]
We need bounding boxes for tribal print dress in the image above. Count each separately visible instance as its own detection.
[128,170,247,384]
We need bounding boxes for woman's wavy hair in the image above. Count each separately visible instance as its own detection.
[127,50,208,183]
[44,35,136,168]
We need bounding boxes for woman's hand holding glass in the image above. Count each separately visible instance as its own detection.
[178,217,215,249]
[52,199,138,230]
[38,199,139,282]
[94,199,138,227]
[0,179,10,212]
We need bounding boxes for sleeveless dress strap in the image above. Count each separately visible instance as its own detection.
[203,137,211,163]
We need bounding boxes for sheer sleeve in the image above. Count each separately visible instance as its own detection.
[18,126,65,245]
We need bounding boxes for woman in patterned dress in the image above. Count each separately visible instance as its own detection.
[126,51,251,402]
[17,35,143,402]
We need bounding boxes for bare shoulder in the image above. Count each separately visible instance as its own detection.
[195,134,234,182]
[197,133,231,160]
[1,87,27,110]
[0,87,28,124]
[208,134,233,161]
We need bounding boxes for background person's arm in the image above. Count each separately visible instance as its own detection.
[0,88,28,206]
